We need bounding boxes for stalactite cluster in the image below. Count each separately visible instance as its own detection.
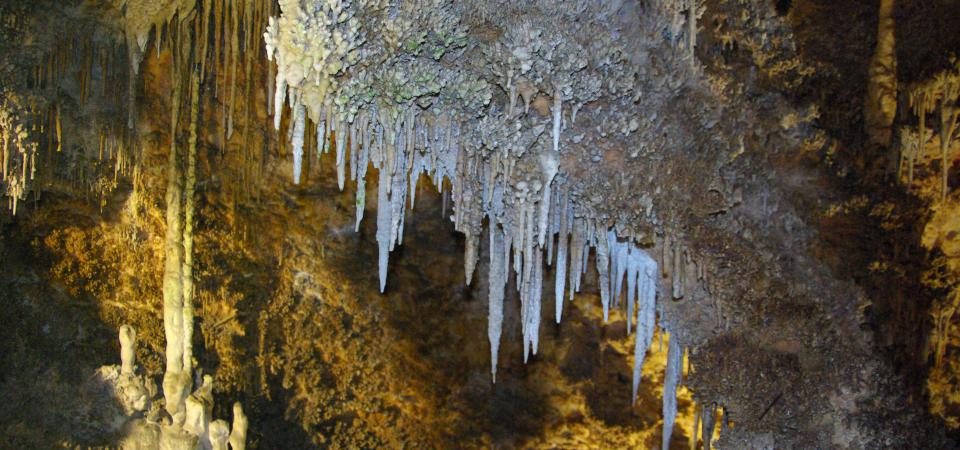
[900,59,960,199]
[0,1,134,214]
[895,56,960,429]
[265,1,717,446]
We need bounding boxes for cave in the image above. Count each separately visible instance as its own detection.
[0,0,958,448]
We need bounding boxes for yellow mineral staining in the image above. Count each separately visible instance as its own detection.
[55,102,61,153]
[901,59,960,198]
[895,58,960,430]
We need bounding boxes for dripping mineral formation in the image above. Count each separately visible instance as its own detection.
[264,2,707,443]
[0,0,958,448]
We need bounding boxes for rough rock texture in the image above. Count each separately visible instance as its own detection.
[0,0,958,448]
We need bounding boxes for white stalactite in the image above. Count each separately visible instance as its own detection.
[554,191,569,323]
[662,335,682,450]
[259,0,712,418]
[596,227,611,322]
[628,239,659,405]
[376,165,391,293]
[488,225,506,382]
[292,103,306,184]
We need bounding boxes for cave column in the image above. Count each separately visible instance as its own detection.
[161,15,200,424]
[161,27,188,422]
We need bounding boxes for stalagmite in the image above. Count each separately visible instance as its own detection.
[662,335,682,450]
[208,420,230,450]
[229,402,248,450]
[183,394,210,448]
[119,324,136,376]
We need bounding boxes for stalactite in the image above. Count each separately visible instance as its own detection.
[54,102,61,153]
[691,401,700,450]
[257,3,729,427]
[126,36,141,129]
[687,0,698,60]
[568,218,584,300]
[265,2,275,120]
[672,244,684,299]
[292,102,305,184]
[355,124,369,232]
[938,82,959,201]
[629,235,658,404]
[913,91,927,184]
[273,79,286,131]
[226,0,240,139]
[376,163,392,293]
[488,225,506,382]
[538,151,559,247]
[662,335,682,450]
[200,0,212,79]
[554,189,569,323]
[336,120,347,190]
[701,403,717,450]
[596,226,611,322]
[864,0,897,147]
[214,0,223,65]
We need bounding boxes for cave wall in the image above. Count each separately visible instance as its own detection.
[0,0,957,448]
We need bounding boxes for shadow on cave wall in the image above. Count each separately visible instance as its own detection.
[282,148,687,447]
[770,0,959,430]
[0,198,134,448]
